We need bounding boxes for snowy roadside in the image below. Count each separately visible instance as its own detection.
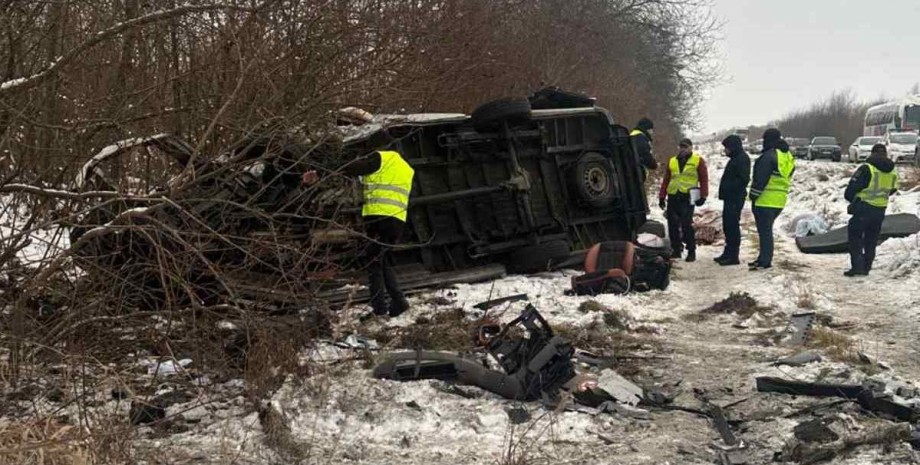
[2,149,919,465]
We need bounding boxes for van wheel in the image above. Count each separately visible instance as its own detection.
[471,98,532,132]
[507,240,571,274]
[574,152,617,208]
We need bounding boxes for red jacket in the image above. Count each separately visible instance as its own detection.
[659,154,709,200]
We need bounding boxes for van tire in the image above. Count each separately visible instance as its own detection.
[574,152,617,208]
[471,98,532,132]
[507,240,571,274]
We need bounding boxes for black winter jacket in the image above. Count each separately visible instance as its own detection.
[718,136,750,201]
[632,129,659,172]
[844,154,897,204]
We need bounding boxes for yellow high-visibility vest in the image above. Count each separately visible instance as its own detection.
[666,153,701,195]
[362,151,414,222]
[754,149,794,209]
[856,164,898,208]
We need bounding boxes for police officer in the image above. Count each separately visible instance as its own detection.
[843,143,898,277]
[748,129,794,271]
[303,145,415,317]
[631,118,659,181]
[658,138,709,262]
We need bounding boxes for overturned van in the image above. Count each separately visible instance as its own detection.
[332,96,650,274]
[68,91,650,307]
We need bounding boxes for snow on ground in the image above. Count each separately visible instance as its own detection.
[4,147,920,464]
[0,194,70,267]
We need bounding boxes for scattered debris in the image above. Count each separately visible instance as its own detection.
[506,406,531,424]
[689,292,773,321]
[338,334,379,351]
[774,351,823,367]
[473,294,528,311]
[129,401,166,425]
[148,358,192,377]
[789,312,817,346]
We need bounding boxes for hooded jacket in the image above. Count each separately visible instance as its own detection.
[718,135,751,202]
[631,128,658,171]
[750,138,794,203]
[844,153,897,204]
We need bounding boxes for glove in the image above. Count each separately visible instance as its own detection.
[695,197,706,207]
[659,198,666,210]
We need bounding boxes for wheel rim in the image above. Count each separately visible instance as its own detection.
[583,165,610,197]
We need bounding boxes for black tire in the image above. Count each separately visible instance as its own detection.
[832,154,841,162]
[471,98,532,132]
[574,152,617,208]
[507,240,572,274]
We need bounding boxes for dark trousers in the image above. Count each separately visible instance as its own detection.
[364,216,406,313]
[753,206,782,267]
[721,199,744,260]
[666,194,695,253]
[847,203,885,273]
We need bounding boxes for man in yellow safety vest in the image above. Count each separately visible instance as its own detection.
[303,147,415,317]
[658,138,709,262]
[843,143,898,277]
[748,129,795,271]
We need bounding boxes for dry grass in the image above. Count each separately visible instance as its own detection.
[901,167,920,190]
[796,289,817,310]
[686,292,773,321]
[807,327,861,364]
[0,418,133,465]
[776,259,807,272]
[371,308,475,351]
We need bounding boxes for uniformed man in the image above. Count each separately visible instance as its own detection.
[630,118,659,181]
[658,138,709,262]
[843,143,898,277]
[748,129,794,271]
[303,146,415,317]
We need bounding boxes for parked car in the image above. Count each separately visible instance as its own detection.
[848,136,882,163]
[806,137,842,161]
[883,131,918,164]
[787,138,810,158]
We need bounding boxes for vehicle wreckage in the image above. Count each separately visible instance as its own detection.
[64,89,654,308]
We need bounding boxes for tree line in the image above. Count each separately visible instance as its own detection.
[1,0,720,182]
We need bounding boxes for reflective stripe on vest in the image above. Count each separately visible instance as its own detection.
[856,164,898,208]
[630,129,643,137]
[754,149,794,209]
[666,153,701,195]
[362,150,415,222]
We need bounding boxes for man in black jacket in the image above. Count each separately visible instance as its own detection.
[630,118,659,182]
[715,135,750,266]
[843,144,899,276]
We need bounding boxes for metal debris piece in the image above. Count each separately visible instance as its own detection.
[596,369,643,406]
[339,334,379,351]
[788,312,817,346]
[473,294,529,311]
[773,351,822,367]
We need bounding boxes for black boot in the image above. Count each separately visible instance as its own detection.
[671,249,682,259]
[389,296,410,317]
[843,269,867,277]
[685,250,696,262]
[718,257,740,266]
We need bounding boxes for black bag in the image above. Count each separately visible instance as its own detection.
[631,245,671,292]
[570,269,630,296]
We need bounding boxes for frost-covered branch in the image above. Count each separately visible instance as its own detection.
[0,3,259,96]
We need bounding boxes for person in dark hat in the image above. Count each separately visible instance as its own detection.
[748,128,795,270]
[658,138,709,262]
[631,118,659,182]
[714,135,751,266]
[843,143,898,276]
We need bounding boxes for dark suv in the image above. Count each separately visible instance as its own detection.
[806,136,842,161]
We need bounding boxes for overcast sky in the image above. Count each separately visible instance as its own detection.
[699,0,920,135]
